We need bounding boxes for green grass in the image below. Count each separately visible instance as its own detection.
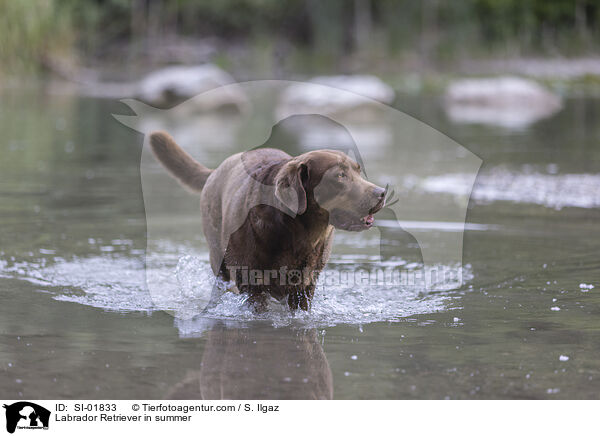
[0,0,75,76]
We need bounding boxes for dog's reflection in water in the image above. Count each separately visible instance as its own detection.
[166,325,333,400]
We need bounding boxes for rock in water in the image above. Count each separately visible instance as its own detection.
[444,76,562,129]
[278,75,395,119]
[137,64,247,111]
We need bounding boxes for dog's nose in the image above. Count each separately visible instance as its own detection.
[373,186,386,199]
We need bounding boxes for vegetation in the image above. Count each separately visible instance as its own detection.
[0,0,74,75]
[1,0,600,75]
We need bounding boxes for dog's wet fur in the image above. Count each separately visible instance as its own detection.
[150,131,386,312]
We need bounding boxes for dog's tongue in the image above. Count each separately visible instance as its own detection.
[364,214,374,225]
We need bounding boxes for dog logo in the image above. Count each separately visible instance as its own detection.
[114,80,481,318]
[3,402,50,434]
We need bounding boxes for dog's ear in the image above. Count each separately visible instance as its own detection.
[275,161,308,215]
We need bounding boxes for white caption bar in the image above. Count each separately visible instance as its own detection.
[0,400,596,436]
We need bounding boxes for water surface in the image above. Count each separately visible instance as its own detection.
[1,86,599,399]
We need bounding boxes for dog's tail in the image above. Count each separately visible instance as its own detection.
[149,131,213,193]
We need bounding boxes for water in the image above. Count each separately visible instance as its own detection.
[1,85,599,399]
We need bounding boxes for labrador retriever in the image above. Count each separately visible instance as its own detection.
[150,131,386,311]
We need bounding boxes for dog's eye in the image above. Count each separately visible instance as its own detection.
[337,172,346,179]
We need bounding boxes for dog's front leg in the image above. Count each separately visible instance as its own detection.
[287,284,315,312]
[246,291,269,313]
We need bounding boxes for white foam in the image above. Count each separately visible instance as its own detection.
[0,245,470,332]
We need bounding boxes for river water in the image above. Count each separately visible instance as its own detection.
[1,85,599,399]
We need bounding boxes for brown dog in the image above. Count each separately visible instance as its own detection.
[150,131,386,311]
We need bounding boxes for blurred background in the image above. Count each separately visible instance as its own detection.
[2,0,600,84]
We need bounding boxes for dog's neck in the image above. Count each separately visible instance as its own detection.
[296,193,331,241]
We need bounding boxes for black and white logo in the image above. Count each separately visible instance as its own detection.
[3,402,50,434]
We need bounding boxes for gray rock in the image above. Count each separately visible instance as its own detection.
[137,64,247,111]
[444,76,562,129]
[278,75,395,119]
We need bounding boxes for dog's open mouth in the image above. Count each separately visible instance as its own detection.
[332,188,387,232]
[361,195,386,228]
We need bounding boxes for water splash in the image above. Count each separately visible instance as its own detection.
[0,245,469,333]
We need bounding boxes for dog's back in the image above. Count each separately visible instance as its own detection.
[200,148,295,277]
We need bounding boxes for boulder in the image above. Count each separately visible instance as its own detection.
[136,64,247,111]
[278,75,395,119]
[444,76,562,129]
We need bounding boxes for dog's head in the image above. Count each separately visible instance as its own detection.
[275,150,386,231]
